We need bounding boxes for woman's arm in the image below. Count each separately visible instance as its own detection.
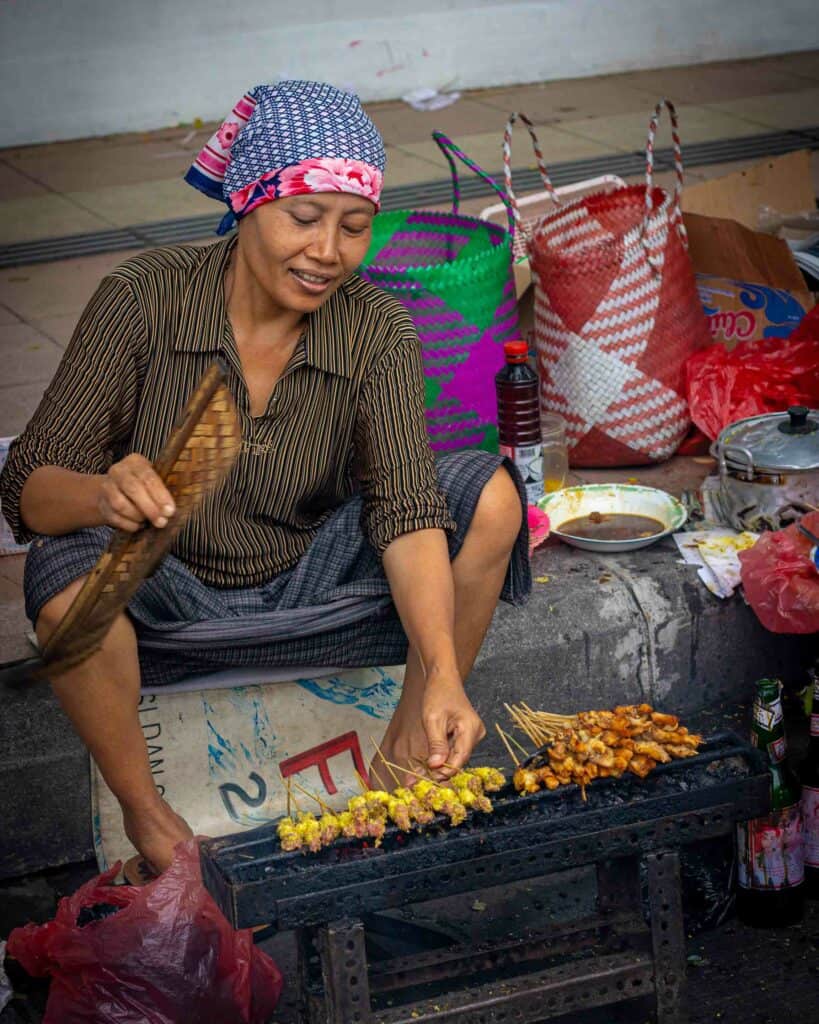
[382,527,485,775]
[0,275,154,542]
[20,456,175,536]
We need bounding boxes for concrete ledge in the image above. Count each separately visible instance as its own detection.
[474,538,817,762]
[1,535,816,880]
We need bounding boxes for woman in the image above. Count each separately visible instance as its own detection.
[0,81,530,872]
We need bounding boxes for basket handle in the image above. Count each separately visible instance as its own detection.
[502,112,560,236]
[642,98,688,271]
[432,130,516,240]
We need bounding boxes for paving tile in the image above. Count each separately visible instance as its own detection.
[366,97,507,146]
[5,138,201,193]
[0,304,21,326]
[0,554,23,587]
[398,127,613,179]
[0,249,141,321]
[0,381,47,435]
[0,160,51,200]
[383,145,457,187]
[28,313,79,348]
[0,194,113,246]
[606,58,813,105]
[557,104,765,153]
[0,323,64,387]
[703,87,819,131]
[473,76,661,124]
[65,177,217,228]
[747,50,819,84]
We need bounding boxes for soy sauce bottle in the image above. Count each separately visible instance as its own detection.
[495,341,543,504]
[735,679,804,927]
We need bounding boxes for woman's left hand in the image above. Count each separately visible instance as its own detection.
[422,670,486,780]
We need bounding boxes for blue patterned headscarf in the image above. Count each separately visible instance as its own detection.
[185,80,386,234]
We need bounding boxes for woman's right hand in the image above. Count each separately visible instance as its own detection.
[98,453,176,532]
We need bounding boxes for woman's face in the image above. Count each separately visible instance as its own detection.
[237,193,375,314]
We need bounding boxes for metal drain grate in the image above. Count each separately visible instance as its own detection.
[2,126,817,270]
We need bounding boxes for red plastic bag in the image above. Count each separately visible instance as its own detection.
[685,334,819,441]
[6,839,283,1024]
[739,512,819,634]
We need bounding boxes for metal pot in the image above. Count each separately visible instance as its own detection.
[711,406,819,531]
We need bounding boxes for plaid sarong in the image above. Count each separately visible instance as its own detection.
[24,452,530,687]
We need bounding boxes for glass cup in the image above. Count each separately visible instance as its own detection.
[540,412,568,493]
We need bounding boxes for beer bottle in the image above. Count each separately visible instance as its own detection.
[799,666,819,898]
[735,678,804,927]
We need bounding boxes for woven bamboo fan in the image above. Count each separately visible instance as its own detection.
[6,360,241,683]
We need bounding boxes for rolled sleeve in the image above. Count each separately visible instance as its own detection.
[0,275,146,542]
[354,329,456,554]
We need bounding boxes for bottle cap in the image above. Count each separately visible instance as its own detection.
[503,340,529,363]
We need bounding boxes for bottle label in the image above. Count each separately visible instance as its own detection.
[767,737,787,763]
[753,701,783,732]
[803,787,819,868]
[811,715,819,738]
[499,443,543,505]
[736,804,804,890]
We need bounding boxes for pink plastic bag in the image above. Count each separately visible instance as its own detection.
[6,840,283,1024]
[684,334,819,440]
[739,512,819,634]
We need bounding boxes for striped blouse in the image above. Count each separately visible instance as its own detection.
[0,238,456,588]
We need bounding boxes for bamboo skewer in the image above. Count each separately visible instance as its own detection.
[504,728,532,760]
[369,735,401,788]
[379,757,445,789]
[495,722,520,766]
[290,779,333,814]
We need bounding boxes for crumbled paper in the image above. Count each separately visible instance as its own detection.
[401,87,461,111]
[674,528,758,598]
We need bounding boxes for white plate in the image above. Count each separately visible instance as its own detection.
[538,484,687,553]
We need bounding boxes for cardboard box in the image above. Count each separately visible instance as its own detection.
[681,150,816,231]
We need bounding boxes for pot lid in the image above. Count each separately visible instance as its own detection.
[716,406,819,473]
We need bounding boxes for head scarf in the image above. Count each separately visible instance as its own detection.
[185,80,386,234]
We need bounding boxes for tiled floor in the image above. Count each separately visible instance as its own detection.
[0,50,818,660]
[1,50,817,248]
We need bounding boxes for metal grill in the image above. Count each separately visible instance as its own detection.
[200,733,769,1024]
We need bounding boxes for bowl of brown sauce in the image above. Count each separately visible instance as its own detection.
[538,484,687,552]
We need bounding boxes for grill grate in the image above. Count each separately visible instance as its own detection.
[200,731,768,931]
[2,127,817,269]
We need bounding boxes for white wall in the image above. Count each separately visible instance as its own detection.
[1,0,816,146]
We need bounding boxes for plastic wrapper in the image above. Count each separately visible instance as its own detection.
[6,840,283,1024]
[738,511,819,634]
[685,329,819,440]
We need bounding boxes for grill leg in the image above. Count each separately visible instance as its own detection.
[318,918,371,1024]
[296,926,317,1024]
[646,850,688,1024]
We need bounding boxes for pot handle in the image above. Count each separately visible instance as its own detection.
[722,443,756,479]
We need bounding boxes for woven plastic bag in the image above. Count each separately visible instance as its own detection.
[6,839,283,1024]
[360,131,519,452]
[504,102,710,467]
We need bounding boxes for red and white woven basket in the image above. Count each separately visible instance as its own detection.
[504,101,710,467]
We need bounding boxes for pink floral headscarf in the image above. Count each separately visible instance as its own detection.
[185,80,386,234]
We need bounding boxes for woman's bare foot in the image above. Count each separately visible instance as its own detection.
[122,797,194,874]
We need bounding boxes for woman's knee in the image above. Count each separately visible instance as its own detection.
[472,467,523,547]
[35,575,89,644]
